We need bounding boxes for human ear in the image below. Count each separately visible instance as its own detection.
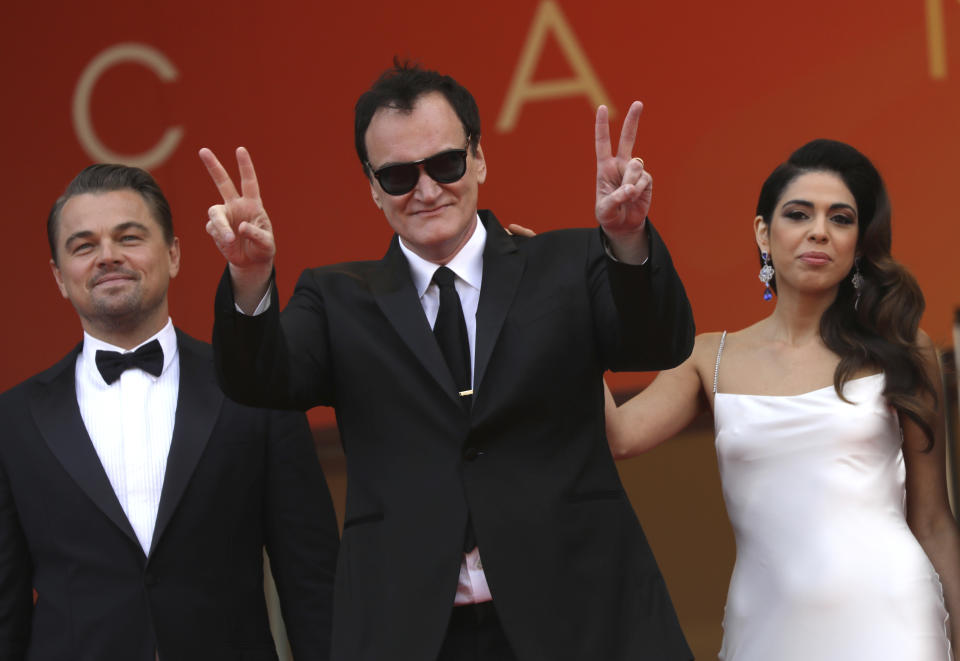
[168,237,181,279]
[753,215,769,252]
[473,143,487,185]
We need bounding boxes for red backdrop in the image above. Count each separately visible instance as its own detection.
[4,0,960,428]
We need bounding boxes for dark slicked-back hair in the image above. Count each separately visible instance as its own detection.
[756,139,935,448]
[47,164,173,264]
[354,59,482,177]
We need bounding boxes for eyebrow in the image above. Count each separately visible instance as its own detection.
[372,144,468,169]
[781,199,857,214]
[63,221,151,247]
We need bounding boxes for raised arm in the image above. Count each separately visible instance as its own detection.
[595,101,651,265]
[605,334,715,458]
[199,146,275,313]
[902,331,960,658]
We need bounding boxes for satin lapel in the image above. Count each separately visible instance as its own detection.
[149,331,223,558]
[474,212,523,397]
[371,237,460,404]
[31,346,140,548]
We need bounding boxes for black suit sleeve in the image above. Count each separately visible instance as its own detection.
[262,408,340,661]
[597,221,695,371]
[213,267,334,410]
[0,455,32,660]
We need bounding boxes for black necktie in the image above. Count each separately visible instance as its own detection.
[433,267,477,552]
[95,339,164,384]
[432,266,472,397]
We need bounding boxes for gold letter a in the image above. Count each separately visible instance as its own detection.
[497,0,614,132]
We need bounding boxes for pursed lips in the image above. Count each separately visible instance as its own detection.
[798,251,831,265]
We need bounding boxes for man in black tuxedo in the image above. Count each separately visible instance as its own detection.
[0,164,340,661]
[202,63,695,660]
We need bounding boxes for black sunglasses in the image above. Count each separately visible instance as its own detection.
[368,144,469,196]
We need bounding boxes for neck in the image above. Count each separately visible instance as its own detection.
[765,286,838,346]
[82,310,169,350]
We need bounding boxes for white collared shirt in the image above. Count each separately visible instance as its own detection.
[398,216,485,388]
[75,319,179,554]
[399,216,492,606]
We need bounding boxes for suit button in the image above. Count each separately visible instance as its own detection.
[144,572,159,586]
[464,447,480,461]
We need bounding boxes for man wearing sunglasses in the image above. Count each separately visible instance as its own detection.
[201,62,694,661]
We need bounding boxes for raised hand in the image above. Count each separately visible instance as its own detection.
[200,146,276,272]
[595,102,651,263]
[199,146,276,311]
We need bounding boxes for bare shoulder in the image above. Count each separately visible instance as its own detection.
[690,332,725,363]
[685,331,728,386]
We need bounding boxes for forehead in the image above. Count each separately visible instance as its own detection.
[58,190,159,237]
[365,92,467,165]
[779,171,856,209]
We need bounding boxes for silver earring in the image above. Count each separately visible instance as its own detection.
[759,251,775,301]
[851,258,864,309]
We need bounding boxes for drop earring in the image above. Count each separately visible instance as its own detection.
[758,251,775,301]
[851,257,863,309]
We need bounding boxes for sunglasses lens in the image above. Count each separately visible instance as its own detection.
[373,149,469,196]
[376,164,420,196]
[424,150,467,183]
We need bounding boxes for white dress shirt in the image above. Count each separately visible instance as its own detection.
[75,319,179,554]
[399,216,492,605]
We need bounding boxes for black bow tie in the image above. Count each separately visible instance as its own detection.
[95,339,164,384]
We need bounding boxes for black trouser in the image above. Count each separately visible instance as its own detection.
[437,602,518,661]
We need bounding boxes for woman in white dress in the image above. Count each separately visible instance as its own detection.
[605,139,960,660]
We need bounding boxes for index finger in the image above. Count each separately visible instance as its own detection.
[235,146,261,201]
[198,147,240,202]
[615,101,644,160]
[595,105,612,161]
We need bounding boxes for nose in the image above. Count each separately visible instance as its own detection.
[97,240,123,265]
[412,165,443,200]
[808,213,829,243]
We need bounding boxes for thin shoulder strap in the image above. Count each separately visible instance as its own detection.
[713,331,728,395]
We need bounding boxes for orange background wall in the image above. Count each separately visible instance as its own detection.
[3,1,959,414]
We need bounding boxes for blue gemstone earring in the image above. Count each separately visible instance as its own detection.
[758,251,775,301]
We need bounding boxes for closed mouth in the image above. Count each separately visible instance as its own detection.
[91,272,136,288]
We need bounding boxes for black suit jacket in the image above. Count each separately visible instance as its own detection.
[0,330,340,661]
[213,211,695,661]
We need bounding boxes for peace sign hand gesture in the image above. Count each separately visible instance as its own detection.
[594,101,651,264]
[199,146,275,311]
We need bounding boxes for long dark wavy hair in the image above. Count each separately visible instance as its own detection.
[756,139,935,447]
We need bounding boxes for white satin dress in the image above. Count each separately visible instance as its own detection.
[713,332,951,661]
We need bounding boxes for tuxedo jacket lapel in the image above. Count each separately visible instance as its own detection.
[31,345,140,549]
[371,237,461,405]
[474,212,523,400]
[149,331,222,557]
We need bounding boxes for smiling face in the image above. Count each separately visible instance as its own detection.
[50,189,180,347]
[365,91,487,264]
[755,170,859,297]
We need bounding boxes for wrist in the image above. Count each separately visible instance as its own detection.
[603,222,649,265]
[229,261,274,314]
